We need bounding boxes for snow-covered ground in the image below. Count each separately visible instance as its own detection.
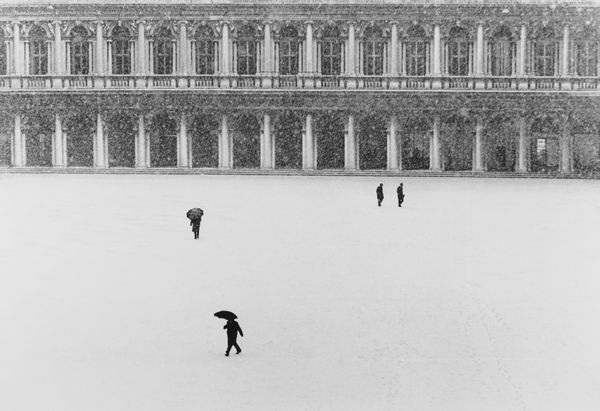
[1,174,599,411]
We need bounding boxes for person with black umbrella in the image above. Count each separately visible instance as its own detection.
[187,208,204,239]
[214,311,244,356]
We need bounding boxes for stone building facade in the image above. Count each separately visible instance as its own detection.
[1,0,599,175]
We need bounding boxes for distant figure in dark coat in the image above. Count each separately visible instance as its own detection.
[397,183,405,207]
[376,183,384,207]
[224,319,243,356]
[190,217,201,239]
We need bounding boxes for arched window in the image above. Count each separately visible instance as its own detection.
[194,25,216,75]
[446,27,472,76]
[70,26,90,75]
[321,26,342,76]
[153,27,174,75]
[111,26,131,75]
[363,26,384,76]
[404,25,429,76]
[237,25,257,75]
[279,26,299,75]
[574,28,599,77]
[532,27,558,76]
[30,26,48,75]
[0,30,6,75]
[489,26,515,76]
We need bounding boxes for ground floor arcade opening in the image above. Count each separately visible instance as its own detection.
[358,114,387,170]
[106,113,136,168]
[0,115,12,166]
[148,113,178,168]
[23,113,53,167]
[401,117,431,170]
[274,112,303,169]
[316,113,345,169]
[190,114,219,168]
[65,113,95,167]
[232,114,260,169]
[485,116,517,172]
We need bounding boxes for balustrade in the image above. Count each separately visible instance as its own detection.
[0,73,597,92]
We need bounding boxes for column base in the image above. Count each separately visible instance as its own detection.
[94,77,105,88]
[261,75,273,88]
[389,79,399,89]
[431,79,442,90]
[136,77,147,88]
[177,78,189,88]
[561,81,572,91]
[475,80,485,90]
[52,78,63,88]
[518,80,529,90]
[346,78,357,89]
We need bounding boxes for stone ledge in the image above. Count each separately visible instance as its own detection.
[0,166,589,179]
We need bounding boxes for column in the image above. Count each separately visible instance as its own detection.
[53,113,65,167]
[347,22,357,88]
[261,114,273,169]
[431,114,441,171]
[136,21,146,87]
[518,25,528,90]
[432,24,442,89]
[220,22,230,88]
[517,116,528,172]
[561,25,571,90]
[12,22,22,88]
[387,114,399,171]
[219,114,231,169]
[136,114,147,168]
[305,21,314,88]
[95,21,105,87]
[390,22,399,88]
[95,112,107,168]
[53,21,63,88]
[178,113,189,167]
[178,21,188,88]
[560,115,572,174]
[13,114,23,166]
[345,114,357,170]
[303,114,315,169]
[473,117,484,172]
[262,22,273,88]
[475,23,485,89]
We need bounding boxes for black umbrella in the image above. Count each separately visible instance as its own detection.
[214,310,237,320]
[187,208,204,220]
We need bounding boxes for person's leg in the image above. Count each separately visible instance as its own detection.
[226,341,233,356]
[233,341,241,354]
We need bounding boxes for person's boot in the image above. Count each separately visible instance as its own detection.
[225,352,229,357]
[236,350,241,354]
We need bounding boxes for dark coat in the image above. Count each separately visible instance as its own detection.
[224,320,243,340]
[190,218,201,229]
[397,185,404,198]
[376,185,384,200]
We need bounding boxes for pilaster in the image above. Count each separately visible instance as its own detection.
[387,114,399,171]
[178,112,189,167]
[303,113,315,170]
[431,114,441,171]
[95,112,107,168]
[53,113,65,167]
[346,22,357,88]
[344,114,357,170]
[136,113,148,168]
[13,114,24,167]
[219,114,231,169]
[432,24,442,90]
[517,116,528,172]
[261,114,273,169]
[136,21,147,87]
[473,117,484,172]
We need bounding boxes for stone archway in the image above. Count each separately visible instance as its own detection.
[485,115,517,172]
[441,115,474,171]
[23,112,53,167]
[148,113,178,167]
[274,111,303,169]
[401,116,430,170]
[358,114,387,170]
[315,112,344,169]
[106,112,136,167]
[231,113,260,169]
[190,113,219,168]
[65,112,95,167]
[529,116,560,173]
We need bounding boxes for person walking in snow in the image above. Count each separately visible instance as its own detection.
[376,183,384,207]
[397,183,405,207]
[190,216,201,239]
[224,319,243,356]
